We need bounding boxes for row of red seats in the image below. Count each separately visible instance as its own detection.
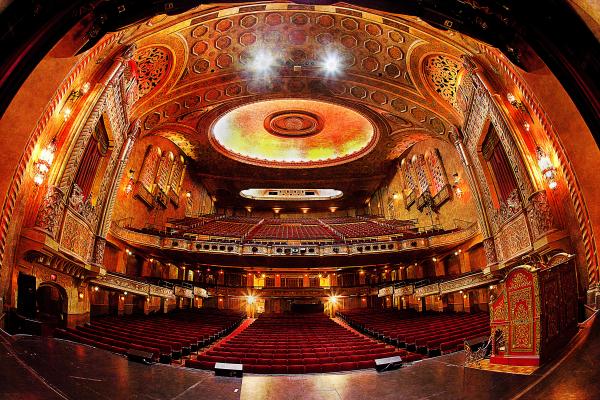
[186,313,422,374]
[328,221,403,238]
[338,309,490,356]
[55,310,244,363]
[248,224,335,240]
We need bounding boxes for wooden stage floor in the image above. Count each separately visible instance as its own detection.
[1,313,598,400]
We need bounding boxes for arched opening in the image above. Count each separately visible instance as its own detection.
[36,283,67,329]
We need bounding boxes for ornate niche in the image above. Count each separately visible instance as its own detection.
[489,255,577,367]
[399,148,451,213]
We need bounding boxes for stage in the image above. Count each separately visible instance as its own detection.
[1,314,598,400]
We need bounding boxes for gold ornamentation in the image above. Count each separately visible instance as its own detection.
[424,55,462,110]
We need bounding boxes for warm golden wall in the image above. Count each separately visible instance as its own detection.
[369,138,478,229]
[111,135,213,228]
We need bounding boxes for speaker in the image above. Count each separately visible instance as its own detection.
[214,362,243,377]
[127,349,155,364]
[375,355,402,372]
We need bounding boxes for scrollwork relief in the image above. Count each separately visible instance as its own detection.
[35,185,65,237]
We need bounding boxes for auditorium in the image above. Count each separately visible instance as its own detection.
[0,1,598,399]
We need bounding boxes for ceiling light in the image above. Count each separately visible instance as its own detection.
[249,49,275,73]
[322,52,341,74]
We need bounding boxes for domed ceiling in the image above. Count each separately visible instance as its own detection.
[118,1,476,208]
[210,99,377,168]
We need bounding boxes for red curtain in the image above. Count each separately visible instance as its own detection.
[488,142,518,202]
[74,135,102,200]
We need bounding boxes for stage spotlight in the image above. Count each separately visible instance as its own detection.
[247,295,256,305]
[329,295,338,304]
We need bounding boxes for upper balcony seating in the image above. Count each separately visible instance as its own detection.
[248,223,336,241]
[191,220,257,238]
[325,221,403,238]
[186,313,422,373]
[54,309,245,363]
[338,309,490,356]
[121,215,466,243]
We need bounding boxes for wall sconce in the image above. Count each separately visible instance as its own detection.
[78,292,84,300]
[61,82,91,122]
[452,172,463,198]
[124,169,135,194]
[33,139,57,185]
[392,192,400,200]
[185,191,192,198]
[506,92,526,112]
[536,146,558,189]
[329,206,338,213]
[300,207,310,214]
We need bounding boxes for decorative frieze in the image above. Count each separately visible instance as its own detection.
[394,285,414,296]
[91,272,175,299]
[490,189,522,233]
[483,237,498,265]
[414,283,440,297]
[439,272,498,294]
[193,287,208,298]
[378,286,393,297]
[35,185,65,238]
[526,190,556,241]
[149,285,175,299]
[174,285,193,298]
[59,211,95,262]
[494,213,532,263]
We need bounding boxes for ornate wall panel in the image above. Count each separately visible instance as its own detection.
[59,211,95,261]
[423,54,462,112]
[493,213,532,263]
[138,145,161,191]
[134,46,172,98]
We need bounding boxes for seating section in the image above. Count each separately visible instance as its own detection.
[186,313,422,373]
[325,221,402,238]
[248,222,336,241]
[338,309,490,356]
[191,219,258,238]
[55,309,244,363]
[124,215,429,242]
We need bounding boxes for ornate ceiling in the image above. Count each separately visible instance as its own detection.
[119,1,475,209]
[210,99,377,168]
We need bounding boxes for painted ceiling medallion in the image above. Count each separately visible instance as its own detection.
[264,110,324,138]
[209,99,377,168]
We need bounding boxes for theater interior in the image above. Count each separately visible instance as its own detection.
[0,1,599,399]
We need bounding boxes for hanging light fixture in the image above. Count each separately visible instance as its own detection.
[536,146,558,189]
[33,138,57,185]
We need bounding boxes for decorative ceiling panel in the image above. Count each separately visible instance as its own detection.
[122,3,473,208]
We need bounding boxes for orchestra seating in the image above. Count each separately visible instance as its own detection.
[338,309,490,356]
[186,313,422,373]
[55,309,245,363]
